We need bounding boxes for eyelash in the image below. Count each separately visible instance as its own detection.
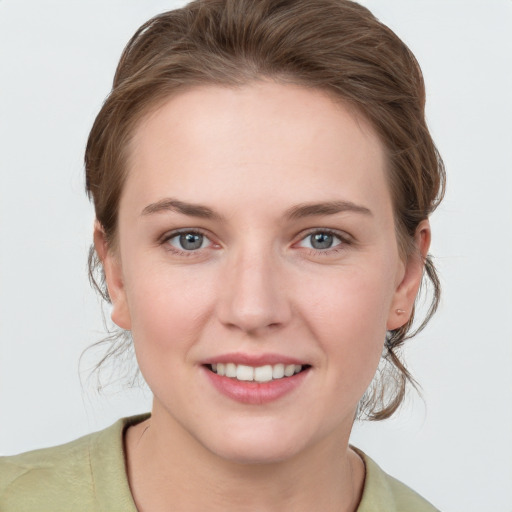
[161,229,216,257]
[160,228,351,257]
[294,228,351,256]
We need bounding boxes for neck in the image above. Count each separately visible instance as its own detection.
[125,408,365,512]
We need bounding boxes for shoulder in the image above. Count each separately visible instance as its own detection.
[354,448,441,512]
[0,415,147,512]
[0,429,96,512]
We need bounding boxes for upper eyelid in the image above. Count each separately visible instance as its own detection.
[158,230,214,255]
[160,227,213,242]
[158,227,352,248]
[160,229,217,256]
[295,227,352,242]
[297,231,342,246]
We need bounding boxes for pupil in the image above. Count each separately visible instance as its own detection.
[180,233,203,250]
[311,233,333,249]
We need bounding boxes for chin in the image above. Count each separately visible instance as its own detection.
[201,422,313,465]
[212,441,301,466]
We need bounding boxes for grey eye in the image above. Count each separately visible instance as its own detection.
[169,232,207,251]
[180,233,203,250]
[309,232,334,249]
[297,231,343,251]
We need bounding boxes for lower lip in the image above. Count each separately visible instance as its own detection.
[203,366,310,405]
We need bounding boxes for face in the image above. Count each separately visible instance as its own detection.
[99,82,428,464]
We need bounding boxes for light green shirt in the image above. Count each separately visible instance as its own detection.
[0,415,440,511]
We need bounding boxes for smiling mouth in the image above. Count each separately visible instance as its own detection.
[207,363,310,383]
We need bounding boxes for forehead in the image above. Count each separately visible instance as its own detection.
[123,82,390,218]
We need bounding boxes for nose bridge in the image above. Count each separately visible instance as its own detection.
[218,239,290,333]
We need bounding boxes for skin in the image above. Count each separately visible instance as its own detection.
[95,81,430,512]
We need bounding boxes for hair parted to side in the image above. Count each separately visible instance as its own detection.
[85,0,445,420]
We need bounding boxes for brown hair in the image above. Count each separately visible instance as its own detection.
[85,0,445,420]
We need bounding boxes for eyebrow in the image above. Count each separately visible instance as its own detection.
[141,198,224,220]
[141,198,372,221]
[285,200,372,220]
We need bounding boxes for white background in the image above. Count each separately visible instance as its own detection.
[0,1,511,511]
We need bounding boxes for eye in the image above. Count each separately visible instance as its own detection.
[167,231,210,251]
[297,231,343,250]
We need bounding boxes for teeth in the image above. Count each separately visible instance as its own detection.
[272,363,285,379]
[210,362,304,382]
[236,364,254,381]
[254,365,273,382]
[284,364,296,377]
[225,363,237,378]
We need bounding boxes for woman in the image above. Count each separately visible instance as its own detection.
[0,0,444,510]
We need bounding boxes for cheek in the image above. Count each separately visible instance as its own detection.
[301,262,395,330]
[123,262,216,370]
[298,265,395,387]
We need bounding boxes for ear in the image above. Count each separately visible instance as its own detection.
[387,219,431,330]
[93,221,132,330]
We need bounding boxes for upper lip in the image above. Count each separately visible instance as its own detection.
[201,353,309,366]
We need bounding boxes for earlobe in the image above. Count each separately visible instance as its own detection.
[387,220,431,331]
[93,221,132,330]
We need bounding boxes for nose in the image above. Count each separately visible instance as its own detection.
[216,246,292,335]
